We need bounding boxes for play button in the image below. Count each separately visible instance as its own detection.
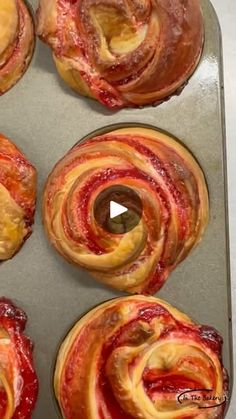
[110,201,128,219]
[94,185,143,234]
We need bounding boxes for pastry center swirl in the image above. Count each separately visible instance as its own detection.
[89,3,152,56]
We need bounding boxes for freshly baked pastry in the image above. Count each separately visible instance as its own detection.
[36,0,204,108]
[0,0,35,95]
[0,134,37,261]
[0,298,38,418]
[54,296,228,419]
[43,127,209,295]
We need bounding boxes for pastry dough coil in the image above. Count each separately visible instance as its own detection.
[43,127,209,294]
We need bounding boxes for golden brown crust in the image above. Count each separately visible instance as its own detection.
[0,133,37,260]
[36,0,204,108]
[54,296,228,419]
[43,127,209,294]
[0,0,35,95]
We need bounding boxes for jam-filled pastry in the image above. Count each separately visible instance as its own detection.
[36,0,204,109]
[0,0,35,95]
[0,298,38,418]
[54,296,228,419]
[0,134,37,261]
[43,127,209,295]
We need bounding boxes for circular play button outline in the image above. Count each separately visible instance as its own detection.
[94,185,143,234]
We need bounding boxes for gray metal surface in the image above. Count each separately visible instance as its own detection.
[0,0,232,417]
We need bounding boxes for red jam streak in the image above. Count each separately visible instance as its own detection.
[143,371,204,397]
[0,299,38,419]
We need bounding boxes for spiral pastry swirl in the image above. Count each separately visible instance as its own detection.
[0,298,38,418]
[43,127,209,295]
[36,0,204,108]
[0,0,35,95]
[54,296,228,419]
[0,134,37,261]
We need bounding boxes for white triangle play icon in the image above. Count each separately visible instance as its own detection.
[110,201,128,219]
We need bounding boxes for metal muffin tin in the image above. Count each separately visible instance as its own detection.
[0,0,233,417]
